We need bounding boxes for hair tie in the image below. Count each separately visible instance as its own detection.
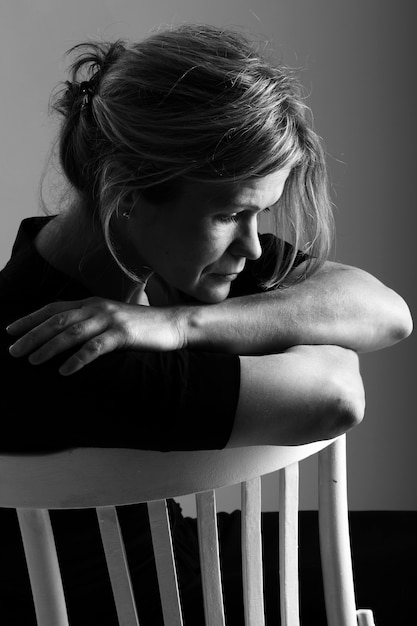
[79,80,95,110]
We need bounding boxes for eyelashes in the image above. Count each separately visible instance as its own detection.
[218,214,239,223]
[217,207,272,224]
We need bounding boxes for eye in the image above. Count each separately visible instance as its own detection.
[216,206,272,224]
[216,213,239,224]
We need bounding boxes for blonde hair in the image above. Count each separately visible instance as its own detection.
[52,23,334,288]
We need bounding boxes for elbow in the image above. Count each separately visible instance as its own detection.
[319,373,366,440]
[390,294,413,343]
[343,268,413,351]
[373,290,413,350]
[330,391,365,437]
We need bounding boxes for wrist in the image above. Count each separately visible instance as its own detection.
[171,305,194,350]
[173,304,209,351]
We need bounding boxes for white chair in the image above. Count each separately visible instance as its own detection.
[0,434,375,625]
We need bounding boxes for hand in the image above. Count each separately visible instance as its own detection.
[7,297,185,375]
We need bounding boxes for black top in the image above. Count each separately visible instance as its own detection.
[0,216,300,453]
[0,217,306,625]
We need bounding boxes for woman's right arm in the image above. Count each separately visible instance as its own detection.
[228,344,365,447]
[6,303,365,448]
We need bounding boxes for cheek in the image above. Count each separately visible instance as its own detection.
[178,226,225,267]
[145,218,233,280]
[192,237,229,273]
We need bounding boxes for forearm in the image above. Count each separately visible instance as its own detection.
[228,345,365,447]
[181,262,413,354]
[6,263,412,375]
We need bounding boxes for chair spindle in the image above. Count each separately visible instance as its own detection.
[318,435,357,626]
[148,499,184,626]
[196,490,226,626]
[96,505,140,626]
[279,462,301,626]
[17,508,69,626]
[241,477,265,626]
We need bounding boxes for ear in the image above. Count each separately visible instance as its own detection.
[118,191,141,220]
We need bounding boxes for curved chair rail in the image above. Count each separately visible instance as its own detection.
[0,435,376,626]
[0,439,334,509]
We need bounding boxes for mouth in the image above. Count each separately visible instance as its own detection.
[205,261,245,282]
[210,272,240,282]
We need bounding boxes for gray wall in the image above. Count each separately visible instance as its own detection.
[1,0,415,512]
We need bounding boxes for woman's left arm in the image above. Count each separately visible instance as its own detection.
[183,261,413,354]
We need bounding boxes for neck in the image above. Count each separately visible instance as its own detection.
[35,206,141,301]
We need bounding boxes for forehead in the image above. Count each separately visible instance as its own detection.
[183,168,291,210]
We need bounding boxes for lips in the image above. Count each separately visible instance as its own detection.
[210,272,240,282]
[213,265,245,276]
[213,271,240,277]
[215,271,239,276]
[205,262,245,280]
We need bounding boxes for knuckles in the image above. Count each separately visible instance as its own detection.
[85,338,103,354]
[68,322,85,336]
[54,314,68,328]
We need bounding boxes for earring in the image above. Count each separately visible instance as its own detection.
[122,210,131,219]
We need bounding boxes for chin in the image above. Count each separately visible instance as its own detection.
[182,275,232,304]
[195,286,231,304]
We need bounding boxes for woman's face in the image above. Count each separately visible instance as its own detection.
[123,168,291,303]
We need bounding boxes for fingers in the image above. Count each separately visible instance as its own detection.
[6,300,89,337]
[5,297,133,376]
[59,332,122,376]
[7,299,127,375]
[8,308,95,359]
[6,301,87,336]
[9,315,121,376]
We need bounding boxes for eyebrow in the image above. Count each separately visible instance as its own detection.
[227,202,262,210]
[227,202,276,212]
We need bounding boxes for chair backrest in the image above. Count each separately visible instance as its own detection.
[0,436,375,626]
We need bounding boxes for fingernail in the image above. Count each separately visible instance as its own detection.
[59,362,78,376]
[9,343,20,356]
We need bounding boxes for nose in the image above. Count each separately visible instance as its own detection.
[230,214,262,261]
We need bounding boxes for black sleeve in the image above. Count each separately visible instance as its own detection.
[0,339,240,453]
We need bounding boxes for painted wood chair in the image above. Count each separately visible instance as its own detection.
[0,434,375,625]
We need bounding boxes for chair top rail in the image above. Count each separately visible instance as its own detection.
[0,439,335,509]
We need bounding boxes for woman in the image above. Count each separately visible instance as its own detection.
[1,23,412,624]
